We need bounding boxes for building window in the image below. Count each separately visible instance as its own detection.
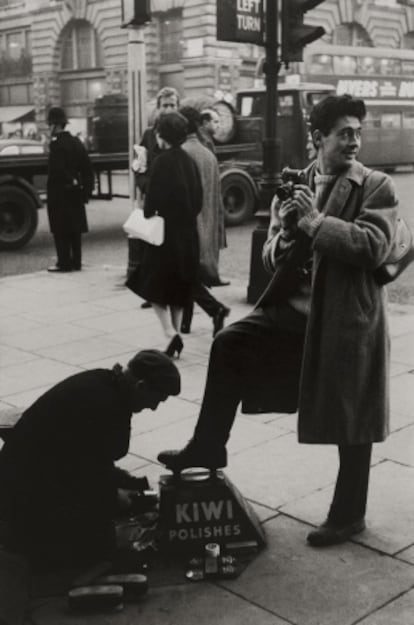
[0,28,32,78]
[61,19,103,70]
[159,10,183,64]
[333,23,373,47]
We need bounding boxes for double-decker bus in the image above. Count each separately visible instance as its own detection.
[288,43,414,170]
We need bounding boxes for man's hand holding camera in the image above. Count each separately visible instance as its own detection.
[290,184,324,239]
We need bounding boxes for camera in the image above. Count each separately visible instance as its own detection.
[275,168,307,201]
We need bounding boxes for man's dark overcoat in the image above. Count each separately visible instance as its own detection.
[0,369,133,556]
[245,160,398,445]
[47,131,94,234]
[127,146,203,306]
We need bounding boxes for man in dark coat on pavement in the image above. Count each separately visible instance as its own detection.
[46,106,94,272]
[158,94,400,548]
[0,350,180,567]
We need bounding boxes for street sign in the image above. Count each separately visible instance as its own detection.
[217,0,264,45]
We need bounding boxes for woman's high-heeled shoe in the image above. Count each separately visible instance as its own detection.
[165,334,183,359]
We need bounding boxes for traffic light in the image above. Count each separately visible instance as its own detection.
[281,0,326,63]
[121,0,151,27]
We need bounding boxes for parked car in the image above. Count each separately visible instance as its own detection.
[0,138,46,156]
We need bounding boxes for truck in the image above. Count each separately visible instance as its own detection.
[0,150,129,250]
[0,82,334,250]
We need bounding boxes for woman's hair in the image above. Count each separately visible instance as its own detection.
[179,106,201,134]
[309,94,366,136]
[155,112,188,147]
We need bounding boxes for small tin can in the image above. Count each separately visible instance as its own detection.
[204,543,220,575]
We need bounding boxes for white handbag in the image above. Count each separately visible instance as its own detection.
[123,207,164,246]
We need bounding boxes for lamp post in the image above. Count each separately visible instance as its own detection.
[121,0,151,277]
[247,0,282,303]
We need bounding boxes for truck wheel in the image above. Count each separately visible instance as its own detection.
[0,186,38,250]
[221,170,256,226]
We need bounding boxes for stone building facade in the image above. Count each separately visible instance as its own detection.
[0,0,414,137]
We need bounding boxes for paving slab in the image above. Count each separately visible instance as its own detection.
[395,544,414,565]
[0,345,42,368]
[224,434,338,509]
[36,336,132,366]
[281,460,414,555]
[0,358,81,397]
[0,323,101,351]
[373,423,414,466]
[390,372,414,418]
[357,588,414,625]
[218,515,414,625]
[391,333,414,366]
[1,384,53,410]
[389,311,414,337]
[29,583,289,625]
[131,395,199,436]
[20,301,114,324]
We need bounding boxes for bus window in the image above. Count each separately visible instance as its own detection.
[277,95,294,116]
[402,112,414,129]
[305,91,333,109]
[309,54,333,74]
[364,110,381,129]
[333,54,357,74]
[381,113,401,129]
[240,96,254,117]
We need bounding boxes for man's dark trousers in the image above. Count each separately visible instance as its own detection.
[53,232,82,269]
[328,444,372,525]
[182,281,226,331]
[192,304,306,448]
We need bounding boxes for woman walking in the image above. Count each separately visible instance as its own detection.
[126,112,202,358]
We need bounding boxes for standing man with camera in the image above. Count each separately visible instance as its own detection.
[46,106,94,273]
[158,94,400,547]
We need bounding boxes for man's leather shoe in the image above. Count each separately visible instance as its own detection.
[47,265,72,273]
[307,518,366,547]
[213,306,230,337]
[157,439,227,472]
[209,278,231,287]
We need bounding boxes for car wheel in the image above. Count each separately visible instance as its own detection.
[221,170,257,226]
[0,186,38,250]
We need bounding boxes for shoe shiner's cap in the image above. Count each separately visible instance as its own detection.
[128,349,180,396]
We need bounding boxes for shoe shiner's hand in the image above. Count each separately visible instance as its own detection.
[117,488,134,512]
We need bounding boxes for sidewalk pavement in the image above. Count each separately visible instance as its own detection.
[1,264,414,625]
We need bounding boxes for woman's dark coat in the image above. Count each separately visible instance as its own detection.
[127,146,203,306]
[47,131,94,234]
[256,160,398,445]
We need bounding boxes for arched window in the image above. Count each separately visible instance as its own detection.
[61,19,103,70]
[332,23,373,47]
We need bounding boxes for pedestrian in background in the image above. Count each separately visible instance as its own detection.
[180,105,230,335]
[134,86,180,197]
[199,108,220,154]
[158,94,400,548]
[126,112,202,358]
[46,106,94,272]
[132,86,180,309]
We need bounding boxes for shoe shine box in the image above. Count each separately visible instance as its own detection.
[158,470,265,554]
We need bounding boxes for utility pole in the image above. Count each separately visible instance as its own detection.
[247,0,282,303]
[126,25,148,203]
[121,0,151,277]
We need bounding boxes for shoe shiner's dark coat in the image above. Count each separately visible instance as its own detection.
[0,369,133,565]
